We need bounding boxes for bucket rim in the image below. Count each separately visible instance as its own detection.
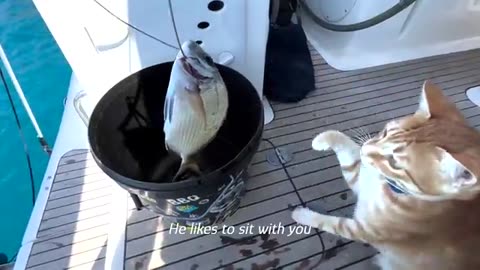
[87,62,264,191]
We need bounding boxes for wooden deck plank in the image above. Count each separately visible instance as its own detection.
[54,167,104,182]
[57,155,93,167]
[267,85,475,140]
[23,47,480,270]
[26,247,106,270]
[125,195,356,270]
[276,54,480,112]
[257,110,480,179]
[48,180,112,201]
[267,95,478,151]
[273,73,480,130]
[287,111,480,180]
[288,120,480,191]
[26,150,110,270]
[56,158,98,174]
[126,191,301,242]
[62,149,89,158]
[67,259,105,270]
[262,96,479,155]
[127,209,160,226]
[39,204,111,231]
[36,210,111,240]
[27,235,107,267]
[239,180,293,207]
[125,210,306,268]
[44,188,112,211]
[245,169,288,191]
[267,75,480,130]
[311,53,480,95]
[159,235,323,270]
[51,173,107,192]
[30,225,109,255]
[338,255,380,270]
[257,81,479,156]
[42,195,112,220]
[283,242,378,270]
[312,49,479,83]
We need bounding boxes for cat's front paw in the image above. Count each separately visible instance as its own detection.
[291,206,320,228]
[312,130,344,152]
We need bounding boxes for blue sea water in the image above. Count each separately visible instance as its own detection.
[0,0,71,261]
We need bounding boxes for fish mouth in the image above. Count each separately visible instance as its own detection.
[181,58,209,80]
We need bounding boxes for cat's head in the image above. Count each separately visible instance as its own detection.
[361,80,480,200]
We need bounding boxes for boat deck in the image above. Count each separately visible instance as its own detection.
[22,48,480,270]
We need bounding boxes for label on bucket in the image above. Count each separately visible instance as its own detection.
[166,195,201,206]
[137,169,247,226]
[175,204,199,213]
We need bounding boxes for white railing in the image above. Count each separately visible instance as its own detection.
[0,44,51,155]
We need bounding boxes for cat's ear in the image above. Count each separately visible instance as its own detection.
[440,149,478,189]
[416,80,465,122]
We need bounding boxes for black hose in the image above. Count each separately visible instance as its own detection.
[298,0,417,32]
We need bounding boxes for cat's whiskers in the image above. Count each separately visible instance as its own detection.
[352,126,373,145]
[349,127,366,145]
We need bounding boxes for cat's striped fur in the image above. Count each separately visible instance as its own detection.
[292,81,480,270]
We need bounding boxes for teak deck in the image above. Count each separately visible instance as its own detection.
[23,47,480,270]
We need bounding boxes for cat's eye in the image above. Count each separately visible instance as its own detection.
[380,129,387,138]
[387,155,401,170]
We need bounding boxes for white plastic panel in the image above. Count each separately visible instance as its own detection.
[33,0,270,104]
[82,0,129,51]
[300,0,480,70]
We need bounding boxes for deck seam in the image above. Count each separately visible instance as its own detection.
[44,194,112,212]
[270,85,476,139]
[47,185,112,202]
[38,211,111,233]
[127,203,356,268]
[274,61,480,112]
[30,231,109,256]
[33,221,110,244]
[24,151,84,268]
[258,101,477,154]
[266,87,471,134]
[252,111,480,180]
[311,51,480,83]
[267,76,480,127]
[41,203,111,223]
[309,53,480,92]
[336,253,379,269]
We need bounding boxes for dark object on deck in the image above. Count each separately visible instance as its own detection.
[0,264,13,270]
[263,23,315,103]
[0,254,7,265]
[87,62,264,226]
[0,253,13,270]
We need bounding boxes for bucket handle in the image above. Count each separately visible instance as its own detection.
[72,90,145,210]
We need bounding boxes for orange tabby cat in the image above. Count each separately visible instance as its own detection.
[292,80,480,270]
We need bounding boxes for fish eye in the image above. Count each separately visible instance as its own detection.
[460,169,472,179]
[204,55,214,66]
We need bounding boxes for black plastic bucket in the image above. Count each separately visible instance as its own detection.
[86,62,264,226]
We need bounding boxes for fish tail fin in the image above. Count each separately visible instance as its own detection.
[172,160,201,182]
